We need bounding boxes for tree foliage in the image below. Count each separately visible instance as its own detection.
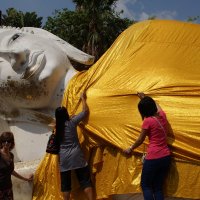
[187,16,200,23]
[1,8,42,28]
[45,9,88,50]
[45,0,134,60]
[23,12,43,27]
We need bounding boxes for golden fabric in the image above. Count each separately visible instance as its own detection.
[33,20,200,199]
[32,153,63,200]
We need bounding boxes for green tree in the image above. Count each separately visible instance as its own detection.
[73,0,134,59]
[2,8,23,27]
[2,8,42,28]
[23,12,42,27]
[0,10,2,26]
[45,9,88,50]
[45,0,134,60]
[187,16,200,23]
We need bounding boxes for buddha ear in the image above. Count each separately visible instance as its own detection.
[53,40,94,65]
[21,27,95,65]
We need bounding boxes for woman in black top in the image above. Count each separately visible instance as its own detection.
[0,132,33,200]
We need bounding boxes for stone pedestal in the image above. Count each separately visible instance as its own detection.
[12,160,40,200]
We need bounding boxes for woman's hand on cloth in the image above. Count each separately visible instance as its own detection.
[123,146,133,154]
[26,174,34,182]
[137,92,145,99]
[80,91,87,99]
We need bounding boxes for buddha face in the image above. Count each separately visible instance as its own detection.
[0,29,75,109]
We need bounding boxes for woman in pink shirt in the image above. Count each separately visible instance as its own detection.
[124,93,171,200]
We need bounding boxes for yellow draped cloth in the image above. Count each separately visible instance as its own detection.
[33,19,200,200]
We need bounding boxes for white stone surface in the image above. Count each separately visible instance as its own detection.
[0,26,94,199]
[12,160,39,200]
[0,26,94,163]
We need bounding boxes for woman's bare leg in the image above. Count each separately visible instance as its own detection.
[83,187,94,200]
[63,191,70,200]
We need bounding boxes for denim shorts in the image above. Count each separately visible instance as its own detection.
[60,165,92,192]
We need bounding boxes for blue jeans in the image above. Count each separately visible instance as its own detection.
[141,155,171,200]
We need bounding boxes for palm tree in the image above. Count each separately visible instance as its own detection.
[72,0,125,59]
[45,0,133,61]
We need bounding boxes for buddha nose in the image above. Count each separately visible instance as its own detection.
[9,49,29,71]
[13,51,27,67]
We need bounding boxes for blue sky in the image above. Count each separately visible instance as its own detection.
[1,0,200,24]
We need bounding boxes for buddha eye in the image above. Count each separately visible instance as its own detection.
[12,33,21,41]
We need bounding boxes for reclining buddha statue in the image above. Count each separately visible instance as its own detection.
[1,19,200,200]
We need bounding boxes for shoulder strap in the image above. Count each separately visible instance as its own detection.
[152,116,166,135]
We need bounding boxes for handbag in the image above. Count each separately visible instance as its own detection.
[46,129,60,154]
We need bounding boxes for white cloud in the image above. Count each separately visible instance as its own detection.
[114,0,177,22]
[138,10,177,21]
[115,0,138,19]
[154,10,177,20]
[138,12,150,21]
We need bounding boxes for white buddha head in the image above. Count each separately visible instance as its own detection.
[0,27,94,112]
[0,27,94,163]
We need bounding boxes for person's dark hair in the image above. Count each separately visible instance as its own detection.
[0,131,15,150]
[138,96,157,120]
[55,107,69,143]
